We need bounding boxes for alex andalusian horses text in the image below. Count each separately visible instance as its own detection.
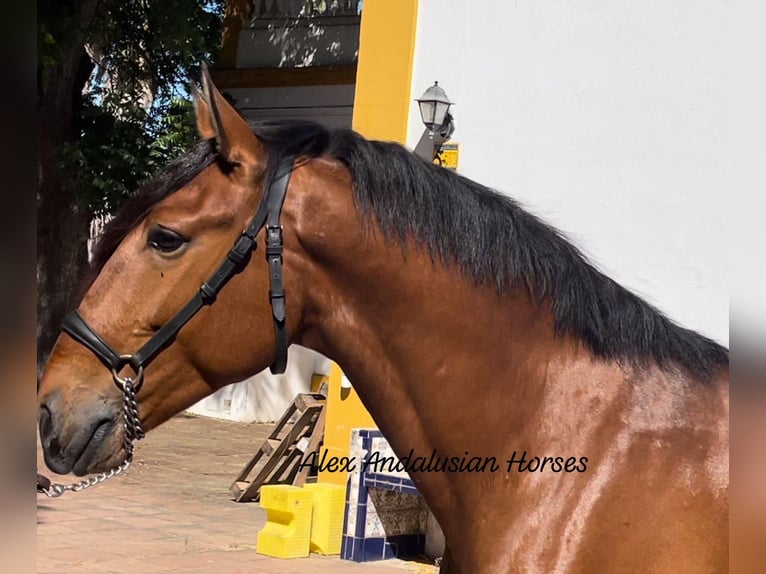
[38,66,729,573]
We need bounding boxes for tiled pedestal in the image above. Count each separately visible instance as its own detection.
[340,429,428,562]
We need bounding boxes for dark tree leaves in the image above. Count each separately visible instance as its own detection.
[37,0,224,364]
[41,0,224,215]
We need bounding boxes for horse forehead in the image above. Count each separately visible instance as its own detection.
[152,168,248,224]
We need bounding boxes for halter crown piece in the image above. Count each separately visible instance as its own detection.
[39,157,295,497]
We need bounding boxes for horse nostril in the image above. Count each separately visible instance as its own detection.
[38,404,52,439]
[38,402,64,463]
[91,419,113,447]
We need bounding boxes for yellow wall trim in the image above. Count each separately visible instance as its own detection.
[351,0,419,141]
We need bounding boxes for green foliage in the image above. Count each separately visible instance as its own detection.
[62,97,200,214]
[150,98,201,162]
[40,0,225,215]
[38,0,86,70]
[87,0,224,106]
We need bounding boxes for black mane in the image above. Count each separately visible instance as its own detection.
[90,119,729,381]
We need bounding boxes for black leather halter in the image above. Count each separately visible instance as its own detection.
[61,156,296,391]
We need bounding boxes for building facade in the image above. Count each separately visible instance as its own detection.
[191,0,728,426]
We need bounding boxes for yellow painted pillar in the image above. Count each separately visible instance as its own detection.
[318,0,420,486]
[318,364,376,485]
[351,0,420,141]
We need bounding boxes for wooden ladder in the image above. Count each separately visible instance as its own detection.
[230,389,327,502]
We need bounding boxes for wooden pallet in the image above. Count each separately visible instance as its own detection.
[230,389,327,502]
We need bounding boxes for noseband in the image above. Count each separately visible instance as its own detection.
[61,156,296,393]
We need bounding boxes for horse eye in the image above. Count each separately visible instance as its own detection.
[147,227,188,253]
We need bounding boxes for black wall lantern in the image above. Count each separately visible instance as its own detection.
[416,81,455,141]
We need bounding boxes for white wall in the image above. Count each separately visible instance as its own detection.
[237,17,360,68]
[407,0,728,345]
[187,346,332,423]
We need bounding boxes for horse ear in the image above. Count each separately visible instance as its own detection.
[192,83,216,141]
[193,63,263,165]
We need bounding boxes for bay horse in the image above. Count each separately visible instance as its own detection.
[38,68,729,573]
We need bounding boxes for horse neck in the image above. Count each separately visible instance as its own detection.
[288,164,617,464]
[284,165,728,564]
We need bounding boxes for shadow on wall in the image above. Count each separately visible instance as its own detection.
[238,0,362,68]
[186,345,332,422]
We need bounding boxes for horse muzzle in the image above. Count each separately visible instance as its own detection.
[38,390,122,476]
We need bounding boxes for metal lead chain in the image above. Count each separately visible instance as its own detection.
[122,378,145,442]
[39,379,145,498]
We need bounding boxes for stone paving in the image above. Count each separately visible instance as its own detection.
[37,413,437,574]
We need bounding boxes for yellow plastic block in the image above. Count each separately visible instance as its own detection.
[304,483,347,555]
[256,485,314,559]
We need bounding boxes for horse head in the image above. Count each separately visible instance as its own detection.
[38,69,321,476]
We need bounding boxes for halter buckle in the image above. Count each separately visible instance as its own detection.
[228,234,254,267]
[265,225,284,258]
[266,225,283,243]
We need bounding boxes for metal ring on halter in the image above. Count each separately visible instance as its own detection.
[111,354,144,393]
